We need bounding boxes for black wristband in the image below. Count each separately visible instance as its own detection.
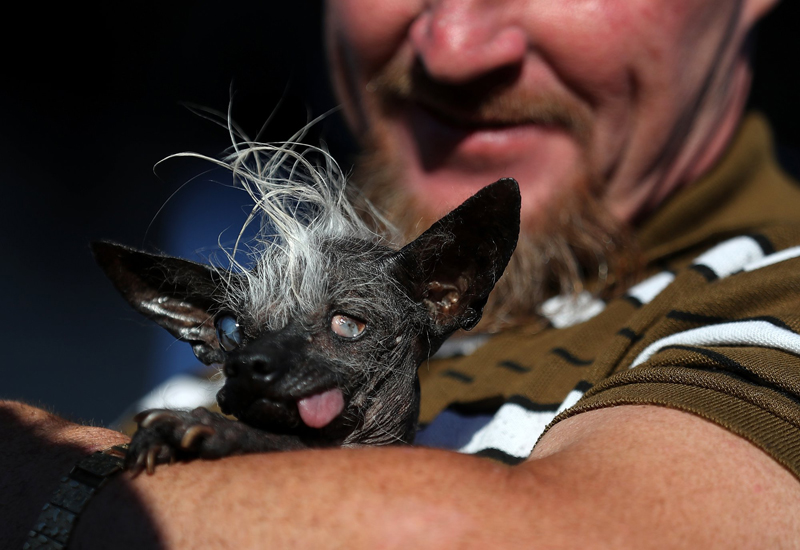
[23,443,129,550]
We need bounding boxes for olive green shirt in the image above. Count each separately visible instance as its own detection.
[416,114,800,478]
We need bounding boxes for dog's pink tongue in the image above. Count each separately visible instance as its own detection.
[297,388,344,428]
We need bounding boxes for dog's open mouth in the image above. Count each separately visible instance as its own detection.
[224,386,346,431]
[296,388,345,428]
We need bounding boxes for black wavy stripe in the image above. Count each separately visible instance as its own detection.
[666,311,795,332]
[441,369,474,384]
[618,327,642,343]
[444,389,590,417]
[690,263,718,281]
[456,384,593,464]
[450,385,592,415]
[550,347,593,366]
[666,310,728,324]
[689,234,774,281]
[657,344,800,406]
[506,394,561,412]
[623,269,676,307]
[748,232,775,255]
[624,295,644,308]
[497,360,531,373]
[474,448,526,465]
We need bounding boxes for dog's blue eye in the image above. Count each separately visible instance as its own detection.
[331,314,365,339]
[215,314,242,351]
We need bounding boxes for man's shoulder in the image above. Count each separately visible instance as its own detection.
[420,224,800,467]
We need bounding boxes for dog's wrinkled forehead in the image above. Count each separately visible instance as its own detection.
[323,238,405,306]
[224,234,401,332]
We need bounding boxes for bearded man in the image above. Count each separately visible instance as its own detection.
[4,0,800,547]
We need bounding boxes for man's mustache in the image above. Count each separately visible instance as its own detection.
[368,58,592,144]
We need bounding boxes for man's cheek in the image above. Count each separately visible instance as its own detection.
[325,0,421,74]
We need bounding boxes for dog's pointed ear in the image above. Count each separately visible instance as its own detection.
[91,241,227,365]
[395,178,520,340]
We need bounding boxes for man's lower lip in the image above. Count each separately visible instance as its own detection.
[405,104,562,163]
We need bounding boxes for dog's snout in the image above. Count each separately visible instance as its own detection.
[225,352,286,381]
[224,361,239,378]
[249,354,283,377]
[220,330,311,404]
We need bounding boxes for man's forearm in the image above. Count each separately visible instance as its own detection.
[0,401,130,548]
[2,400,535,549]
[75,406,800,549]
[72,445,539,549]
[5,401,800,549]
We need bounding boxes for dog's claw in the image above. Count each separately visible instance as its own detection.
[146,446,160,475]
[139,410,172,428]
[127,408,255,472]
[128,450,147,476]
[180,425,215,450]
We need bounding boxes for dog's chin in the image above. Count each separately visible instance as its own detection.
[235,398,302,430]
[218,388,347,433]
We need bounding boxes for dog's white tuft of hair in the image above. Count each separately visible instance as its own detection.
[166,119,399,331]
[228,139,391,328]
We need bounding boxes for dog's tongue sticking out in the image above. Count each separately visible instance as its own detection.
[297,388,345,428]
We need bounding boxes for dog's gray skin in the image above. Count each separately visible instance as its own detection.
[94,178,520,474]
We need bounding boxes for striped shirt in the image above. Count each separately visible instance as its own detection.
[416,114,800,477]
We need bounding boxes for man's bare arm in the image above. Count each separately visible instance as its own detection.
[0,402,130,548]
[3,400,799,549]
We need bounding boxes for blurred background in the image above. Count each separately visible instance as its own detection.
[1,1,798,427]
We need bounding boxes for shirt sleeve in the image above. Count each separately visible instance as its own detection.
[545,240,800,479]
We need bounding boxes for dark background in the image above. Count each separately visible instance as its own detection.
[1,2,798,426]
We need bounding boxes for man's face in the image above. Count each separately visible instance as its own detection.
[325,0,769,229]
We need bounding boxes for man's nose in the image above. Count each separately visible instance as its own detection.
[409,0,527,84]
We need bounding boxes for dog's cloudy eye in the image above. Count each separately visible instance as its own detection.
[331,314,365,339]
[215,314,242,351]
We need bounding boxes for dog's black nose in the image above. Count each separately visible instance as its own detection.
[225,353,287,382]
[248,353,286,378]
[224,362,239,377]
[221,329,310,400]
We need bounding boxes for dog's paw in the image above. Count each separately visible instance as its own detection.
[126,407,239,475]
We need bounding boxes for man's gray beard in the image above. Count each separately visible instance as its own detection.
[350,146,642,333]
